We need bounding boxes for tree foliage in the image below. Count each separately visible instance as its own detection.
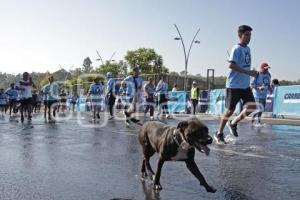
[125,48,169,74]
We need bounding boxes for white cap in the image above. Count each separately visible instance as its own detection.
[106,72,113,78]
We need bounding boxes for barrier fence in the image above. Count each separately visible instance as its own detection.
[75,85,300,117]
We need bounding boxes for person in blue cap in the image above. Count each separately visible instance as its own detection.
[122,66,144,125]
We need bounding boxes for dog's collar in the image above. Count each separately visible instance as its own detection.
[172,129,191,150]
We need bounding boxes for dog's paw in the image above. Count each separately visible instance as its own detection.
[153,184,163,190]
[140,172,148,181]
[148,173,155,181]
[205,185,217,193]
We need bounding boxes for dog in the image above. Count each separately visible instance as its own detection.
[138,117,216,193]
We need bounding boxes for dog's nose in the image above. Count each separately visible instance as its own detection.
[207,136,213,144]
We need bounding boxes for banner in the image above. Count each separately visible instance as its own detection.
[207,89,226,115]
[168,91,186,113]
[273,85,300,116]
[265,94,274,112]
[207,89,241,115]
[198,90,209,113]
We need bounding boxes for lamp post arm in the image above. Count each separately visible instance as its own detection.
[174,24,188,66]
[186,28,200,65]
[96,50,104,65]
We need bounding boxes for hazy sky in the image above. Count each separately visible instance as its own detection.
[0,0,299,80]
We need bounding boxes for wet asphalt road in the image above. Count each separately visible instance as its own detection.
[0,113,299,200]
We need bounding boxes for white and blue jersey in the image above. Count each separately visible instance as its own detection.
[0,92,7,105]
[42,85,49,102]
[226,44,252,89]
[45,82,59,101]
[5,88,18,100]
[89,83,104,102]
[156,81,168,95]
[251,72,271,99]
[106,78,116,95]
[123,75,143,97]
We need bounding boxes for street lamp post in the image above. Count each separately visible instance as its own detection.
[173,24,200,92]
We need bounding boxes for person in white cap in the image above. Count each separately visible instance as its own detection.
[122,66,143,125]
[191,81,200,115]
[250,63,272,125]
[105,72,116,120]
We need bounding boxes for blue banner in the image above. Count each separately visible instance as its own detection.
[273,85,300,116]
[207,89,226,115]
[207,89,241,115]
[198,90,209,113]
[168,91,186,113]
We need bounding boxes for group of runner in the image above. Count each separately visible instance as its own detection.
[0,73,78,123]
[0,65,173,126]
[1,25,277,145]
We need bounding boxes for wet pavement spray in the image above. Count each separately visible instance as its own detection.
[0,113,299,200]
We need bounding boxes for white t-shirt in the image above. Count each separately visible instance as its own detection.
[15,80,33,99]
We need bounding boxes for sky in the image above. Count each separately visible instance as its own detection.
[0,0,299,80]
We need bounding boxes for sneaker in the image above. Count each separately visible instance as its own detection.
[108,116,114,120]
[21,116,24,123]
[150,116,154,121]
[130,118,140,124]
[214,132,227,145]
[125,119,131,126]
[96,113,100,119]
[226,120,238,137]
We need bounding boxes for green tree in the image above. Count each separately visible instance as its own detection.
[124,48,168,74]
[94,60,127,77]
[82,57,93,73]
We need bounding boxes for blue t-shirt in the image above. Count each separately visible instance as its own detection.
[47,82,59,101]
[123,75,143,96]
[5,88,18,100]
[106,78,116,95]
[0,92,7,105]
[251,72,271,99]
[42,85,49,101]
[89,83,104,97]
[226,44,252,89]
[156,81,168,95]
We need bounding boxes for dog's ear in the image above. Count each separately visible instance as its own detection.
[177,121,188,131]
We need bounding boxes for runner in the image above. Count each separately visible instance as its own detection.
[88,77,104,121]
[0,88,7,118]
[59,89,67,114]
[70,94,78,112]
[251,63,272,126]
[215,25,258,144]
[32,90,38,113]
[36,91,42,113]
[44,76,59,122]
[5,83,19,118]
[123,67,144,125]
[105,72,116,120]
[144,77,156,121]
[156,75,169,119]
[15,72,35,123]
[41,85,49,120]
